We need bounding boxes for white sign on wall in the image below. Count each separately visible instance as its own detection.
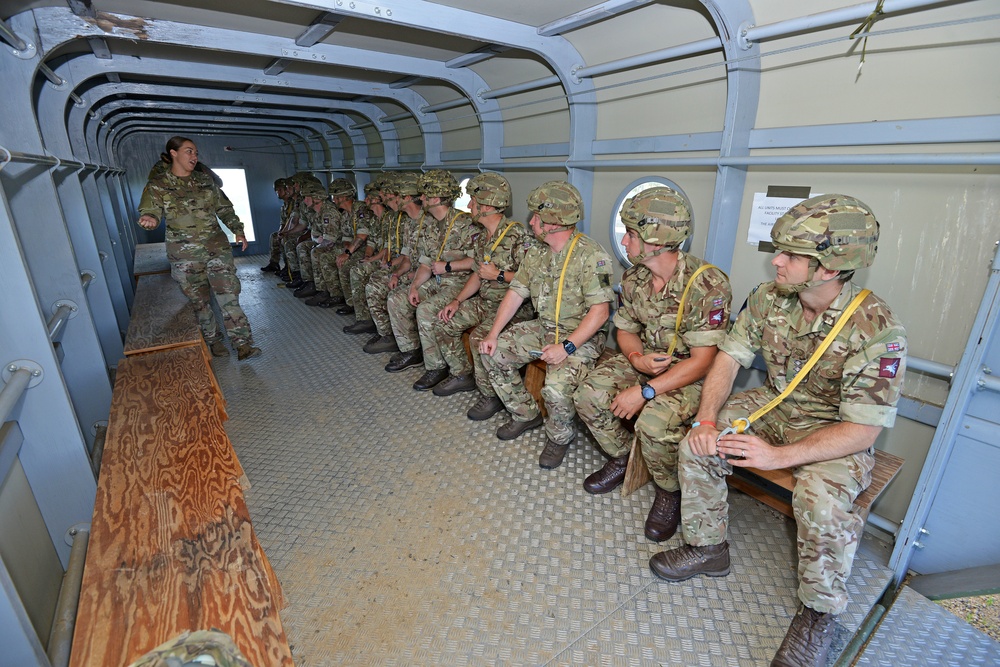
[747,193,815,246]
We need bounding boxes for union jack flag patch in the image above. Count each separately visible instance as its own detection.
[886,342,901,352]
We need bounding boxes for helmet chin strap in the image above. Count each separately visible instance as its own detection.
[773,262,838,296]
[635,244,674,264]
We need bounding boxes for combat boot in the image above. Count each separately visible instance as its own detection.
[305,291,330,306]
[336,304,355,315]
[538,438,570,469]
[496,414,543,440]
[323,295,346,307]
[648,542,730,582]
[260,261,280,273]
[208,340,228,357]
[363,334,399,354]
[236,343,262,361]
[583,454,629,494]
[770,605,837,667]
[284,273,303,289]
[645,486,682,542]
[385,349,423,372]
[344,319,377,334]
[413,368,448,391]
[432,374,476,396]
[467,395,504,421]
[294,281,317,298]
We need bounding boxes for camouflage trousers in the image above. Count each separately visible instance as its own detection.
[268,231,282,264]
[400,277,465,359]
[433,297,535,397]
[366,270,412,336]
[678,386,875,615]
[296,239,318,281]
[351,260,388,321]
[339,251,366,303]
[574,354,702,492]
[482,319,605,445]
[282,236,301,272]
[311,244,344,295]
[168,243,253,347]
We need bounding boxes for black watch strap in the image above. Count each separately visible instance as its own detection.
[497,270,505,283]
[562,340,577,355]
[445,261,452,273]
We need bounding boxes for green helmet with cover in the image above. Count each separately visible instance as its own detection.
[393,172,421,197]
[419,169,462,201]
[771,194,879,272]
[300,181,327,201]
[620,186,691,247]
[467,172,511,210]
[526,180,583,227]
[329,178,356,198]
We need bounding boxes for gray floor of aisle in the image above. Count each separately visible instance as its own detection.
[208,256,904,666]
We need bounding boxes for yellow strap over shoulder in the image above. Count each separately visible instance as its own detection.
[728,288,872,434]
[553,233,584,344]
[666,263,718,358]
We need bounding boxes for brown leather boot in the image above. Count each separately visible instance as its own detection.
[645,487,681,542]
[770,605,837,667]
[648,542,730,582]
[583,454,629,494]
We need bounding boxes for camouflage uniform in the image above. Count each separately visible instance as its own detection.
[679,280,906,614]
[433,219,535,393]
[128,629,253,667]
[350,208,395,322]
[137,162,255,347]
[574,252,731,490]
[391,208,474,354]
[281,194,311,274]
[482,234,615,444]
[367,210,426,337]
[308,200,345,294]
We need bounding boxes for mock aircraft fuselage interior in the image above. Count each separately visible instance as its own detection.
[2,2,998,666]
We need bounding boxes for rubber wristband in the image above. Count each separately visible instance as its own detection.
[691,420,716,429]
[628,351,642,362]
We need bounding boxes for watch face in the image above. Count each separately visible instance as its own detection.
[641,384,655,400]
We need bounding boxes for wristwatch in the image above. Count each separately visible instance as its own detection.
[640,383,656,400]
[562,340,577,355]
[445,261,452,273]
[497,270,506,284]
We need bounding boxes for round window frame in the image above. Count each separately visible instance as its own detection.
[609,176,694,268]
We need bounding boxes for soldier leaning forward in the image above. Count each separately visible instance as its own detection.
[480,180,614,470]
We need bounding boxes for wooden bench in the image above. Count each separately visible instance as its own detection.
[70,346,292,667]
[133,242,170,279]
[728,450,905,522]
[124,273,226,421]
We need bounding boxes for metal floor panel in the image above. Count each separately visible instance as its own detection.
[209,259,896,666]
[857,586,1000,667]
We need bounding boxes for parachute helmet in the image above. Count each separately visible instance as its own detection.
[526,180,583,227]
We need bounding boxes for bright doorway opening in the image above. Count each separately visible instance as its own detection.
[214,168,256,242]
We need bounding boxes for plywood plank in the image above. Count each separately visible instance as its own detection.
[124,274,202,356]
[133,242,170,278]
[71,347,290,667]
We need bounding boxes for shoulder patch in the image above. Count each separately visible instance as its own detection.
[886,342,901,353]
[709,309,725,326]
[596,259,606,268]
[879,358,901,378]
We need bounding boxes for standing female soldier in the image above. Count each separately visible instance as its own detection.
[137,136,261,360]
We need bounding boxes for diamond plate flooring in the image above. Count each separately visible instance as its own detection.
[210,258,895,666]
[857,586,1000,667]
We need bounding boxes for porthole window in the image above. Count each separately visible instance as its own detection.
[610,177,693,268]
